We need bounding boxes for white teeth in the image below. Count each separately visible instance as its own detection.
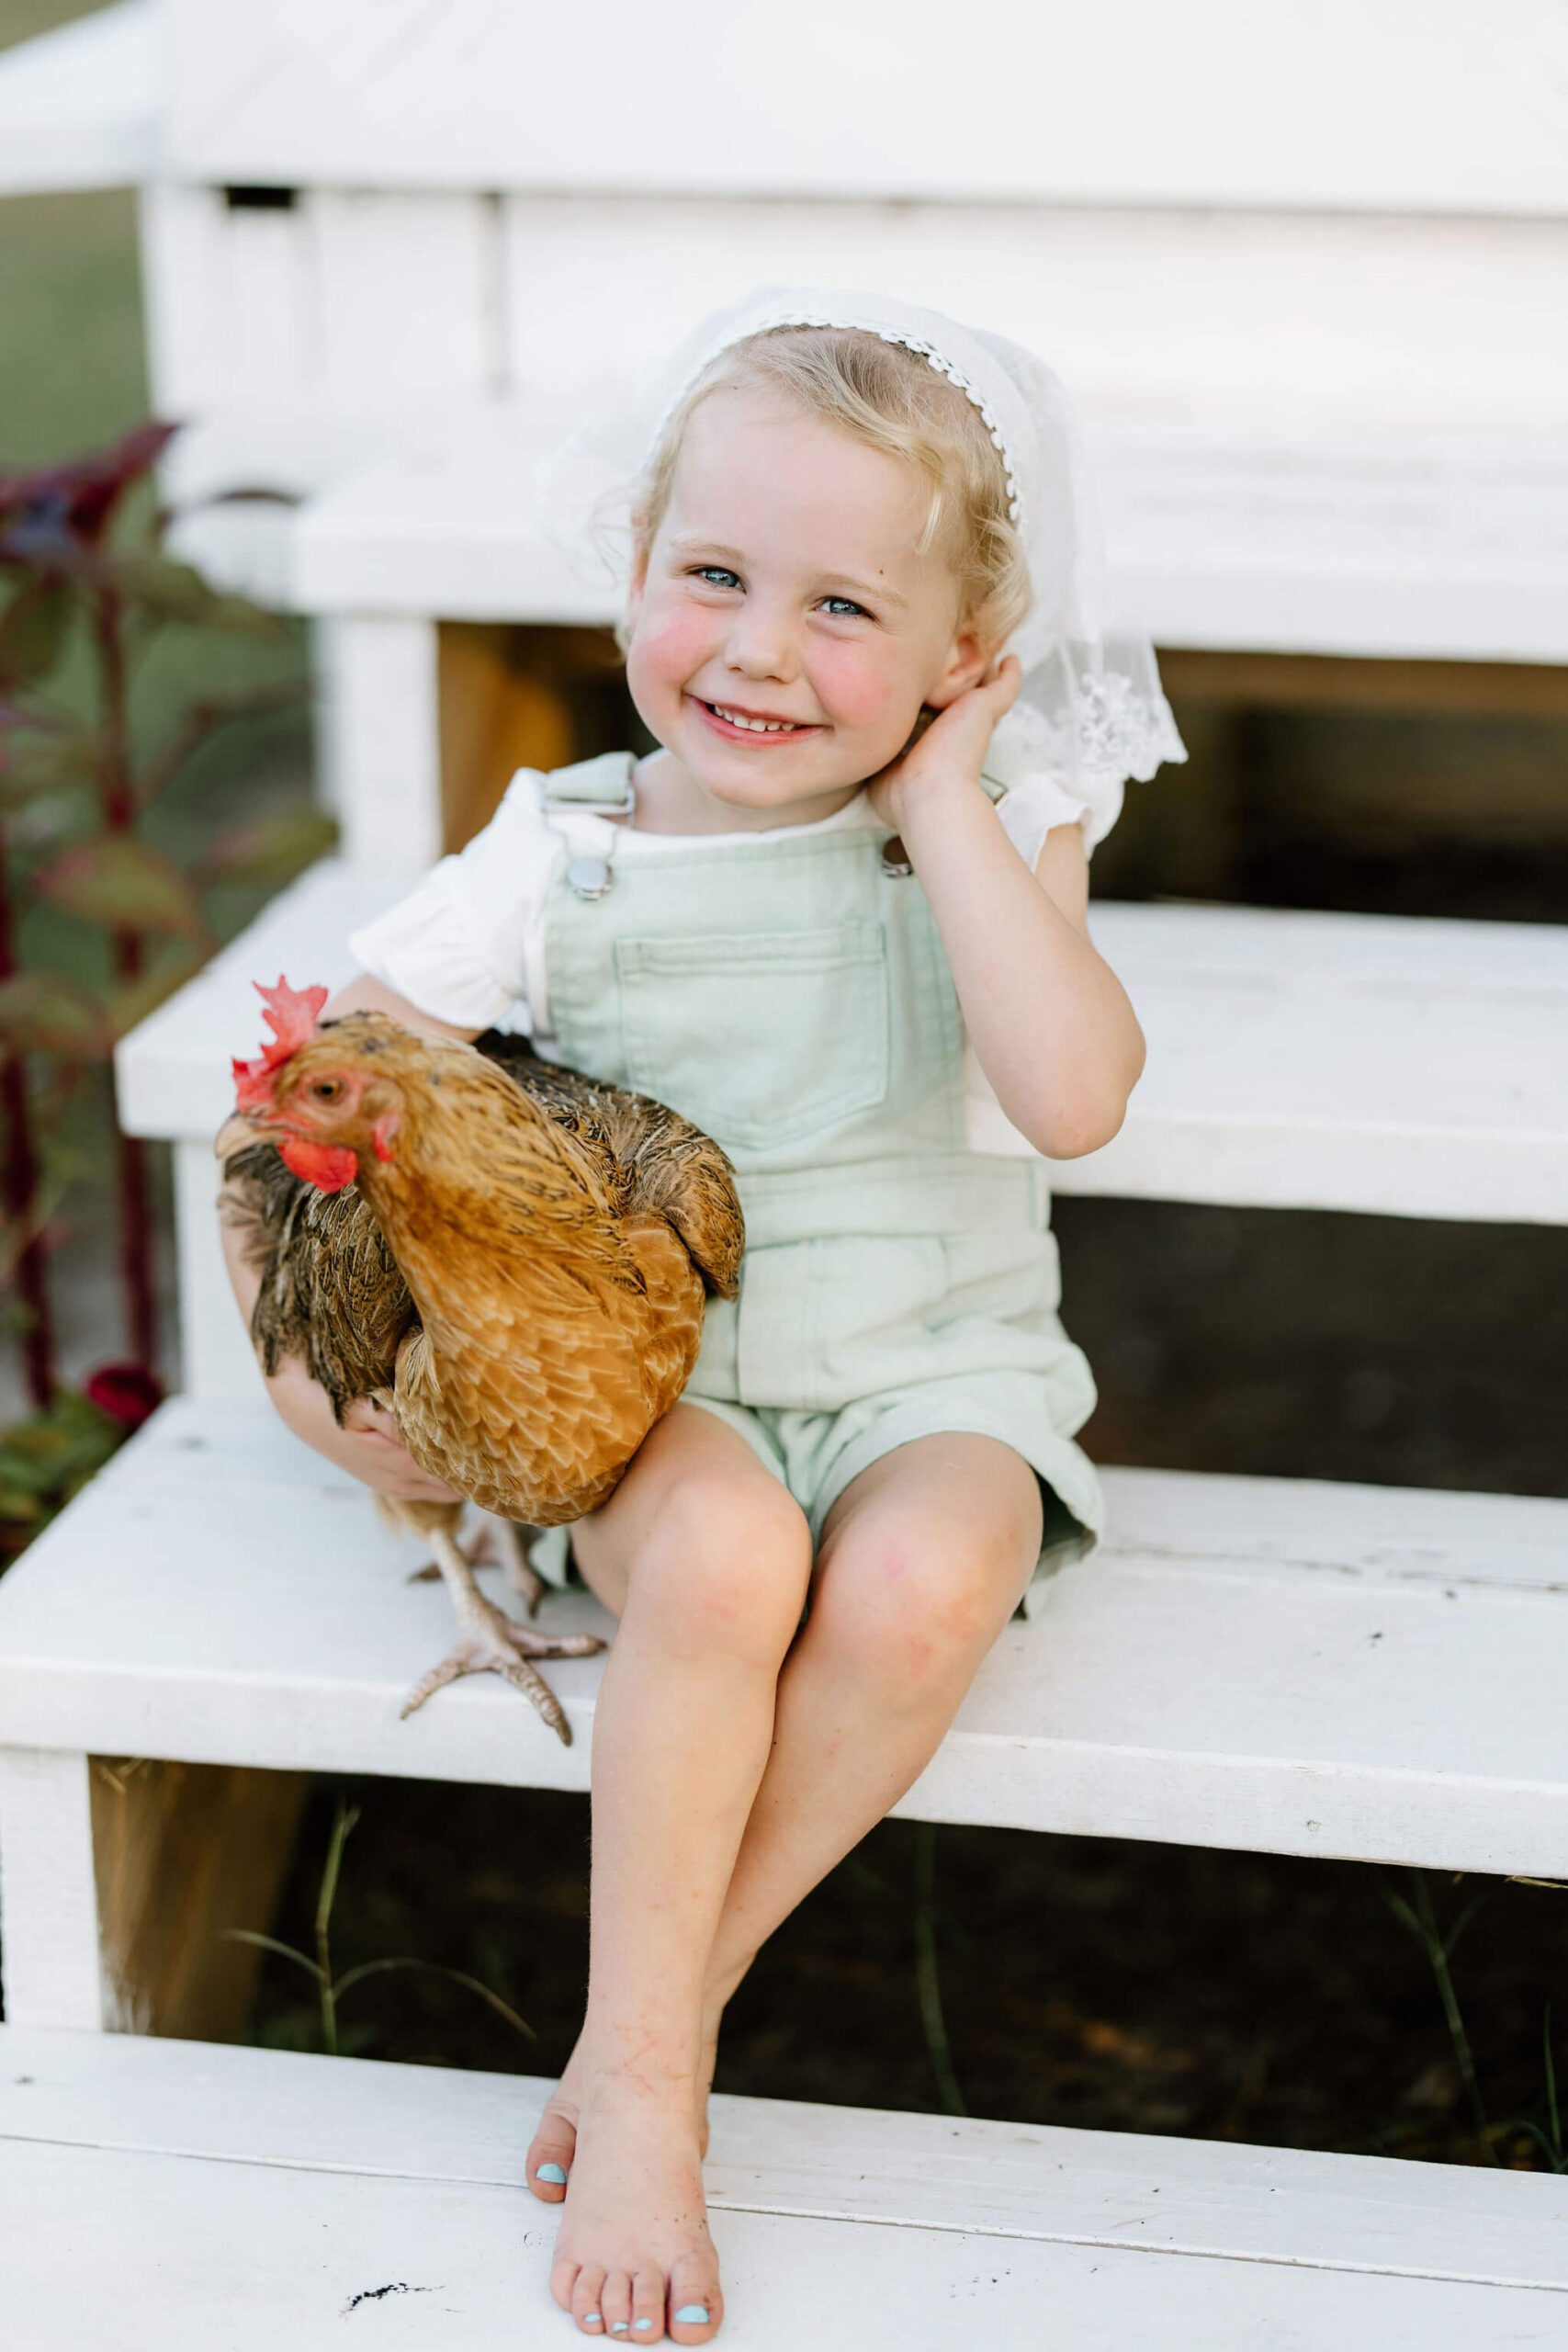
[710,704,802,733]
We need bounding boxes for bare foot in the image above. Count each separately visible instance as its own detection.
[548,2071,721,2343]
[526,2014,719,2200]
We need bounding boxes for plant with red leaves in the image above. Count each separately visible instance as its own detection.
[0,419,321,1474]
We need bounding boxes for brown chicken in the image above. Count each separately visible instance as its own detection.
[220,978,745,1741]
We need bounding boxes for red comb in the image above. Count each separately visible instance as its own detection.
[231,976,328,1109]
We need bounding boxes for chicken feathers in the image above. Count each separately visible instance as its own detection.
[220,996,746,1736]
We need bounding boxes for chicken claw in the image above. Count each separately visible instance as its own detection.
[407,1519,545,1615]
[403,1525,603,1743]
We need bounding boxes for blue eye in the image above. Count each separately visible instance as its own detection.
[691,560,879,616]
[692,566,740,589]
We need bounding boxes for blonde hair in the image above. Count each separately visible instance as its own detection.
[620,323,1032,658]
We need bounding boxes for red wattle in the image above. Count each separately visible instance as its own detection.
[278,1136,359,1193]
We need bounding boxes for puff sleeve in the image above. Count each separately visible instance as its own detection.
[980,695,1129,873]
[345,769,557,1032]
[992,769,1125,875]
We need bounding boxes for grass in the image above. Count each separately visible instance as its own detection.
[227,1791,538,2064]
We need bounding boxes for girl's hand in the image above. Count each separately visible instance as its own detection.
[338,1395,465,1504]
[866,654,1021,831]
[265,1352,464,1504]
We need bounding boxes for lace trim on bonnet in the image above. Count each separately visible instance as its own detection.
[648,305,1025,527]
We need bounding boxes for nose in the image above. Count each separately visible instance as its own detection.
[723,597,797,684]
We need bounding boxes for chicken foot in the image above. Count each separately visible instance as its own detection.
[407,1517,546,1614]
[401,1523,604,1743]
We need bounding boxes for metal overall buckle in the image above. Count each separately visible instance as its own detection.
[543,778,636,900]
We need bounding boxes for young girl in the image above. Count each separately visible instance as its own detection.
[220,288,1184,2344]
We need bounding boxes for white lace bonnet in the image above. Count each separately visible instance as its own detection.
[539,284,1188,854]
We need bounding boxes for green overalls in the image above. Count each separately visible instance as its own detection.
[530,752,1103,1617]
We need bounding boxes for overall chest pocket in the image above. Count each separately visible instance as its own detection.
[615,922,890,1155]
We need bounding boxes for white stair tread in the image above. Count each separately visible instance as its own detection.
[3,2027,1566,2352]
[163,421,1568,664]
[117,855,1568,1224]
[0,3,154,197]
[5,1398,1568,1874]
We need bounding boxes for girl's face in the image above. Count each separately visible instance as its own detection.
[625,386,988,831]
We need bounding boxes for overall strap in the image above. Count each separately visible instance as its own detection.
[538,752,637,814]
[538,753,637,900]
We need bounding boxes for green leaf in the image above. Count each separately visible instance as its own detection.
[0,720,99,811]
[0,973,112,1059]
[219,1928,328,1986]
[197,805,338,888]
[37,836,211,942]
[332,1956,538,2044]
[0,582,73,689]
[110,554,287,639]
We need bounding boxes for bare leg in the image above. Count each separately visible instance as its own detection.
[527,1433,1042,2187]
[542,1403,813,2345]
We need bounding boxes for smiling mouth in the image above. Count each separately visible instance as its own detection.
[694,697,822,738]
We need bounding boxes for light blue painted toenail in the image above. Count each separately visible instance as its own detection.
[536,2161,569,2183]
[609,2326,629,2337]
[674,2308,711,2326]
[634,2324,656,2332]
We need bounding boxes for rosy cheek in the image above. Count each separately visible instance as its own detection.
[807,640,911,734]
[626,607,717,695]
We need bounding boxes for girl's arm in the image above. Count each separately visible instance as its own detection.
[883,667,1146,1160]
[215,1197,461,1500]
[320,971,485,1038]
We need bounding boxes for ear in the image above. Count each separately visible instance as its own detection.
[922,621,990,711]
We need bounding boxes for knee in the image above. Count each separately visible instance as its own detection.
[813,1508,1029,1701]
[631,1472,813,1665]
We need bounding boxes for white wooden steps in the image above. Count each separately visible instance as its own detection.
[117,856,1568,1250]
[117,861,1568,1401]
[6,2023,1568,2352]
[4,1389,1568,2039]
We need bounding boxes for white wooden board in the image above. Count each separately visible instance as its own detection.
[4,1398,1568,1871]
[498,200,1568,445]
[0,2,154,195]
[114,858,1568,1225]
[157,0,1568,217]
[272,424,1568,664]
[3,2027,1567,2350]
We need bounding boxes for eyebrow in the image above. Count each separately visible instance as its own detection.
[667,537,909,612]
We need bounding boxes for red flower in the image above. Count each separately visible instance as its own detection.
[84,1361,164,1430]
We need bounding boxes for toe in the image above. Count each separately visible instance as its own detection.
[550,2260,579,2315]
[668,2258,722,2344]
[600,2269,633,2339]
[527,2103,578,2199]
[630,2268,666,2341]
[573,2265,609,2335]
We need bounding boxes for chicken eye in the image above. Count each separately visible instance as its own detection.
[310,1078,343,1103]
